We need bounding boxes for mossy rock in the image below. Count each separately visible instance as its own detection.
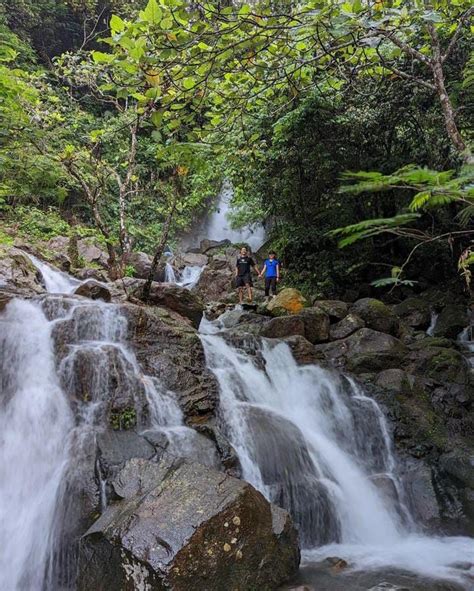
[351,298,399,336]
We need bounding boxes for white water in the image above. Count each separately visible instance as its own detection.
[165,261,177,283]
[165,261,204,289]
[0,256,217,589]
[426,310,439,336]
[201,322,474,587]
[28,253,81,294]
[0,300,73,590]
[188,181,266,250]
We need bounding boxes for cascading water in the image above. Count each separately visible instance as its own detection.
[28,254,81,293]
[182,180,266,251]
[458,309,474,369]
[165,260,204,289]
[0,256,215,590]
[164,261,177,283]
[0,299,73,590]
[201,322,474,587]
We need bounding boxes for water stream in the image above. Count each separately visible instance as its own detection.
[0,257,212,590]
[200,318,474,588]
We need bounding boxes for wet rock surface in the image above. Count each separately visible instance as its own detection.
[79,456,300,591]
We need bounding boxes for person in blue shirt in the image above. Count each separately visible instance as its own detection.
[259,251,280,299]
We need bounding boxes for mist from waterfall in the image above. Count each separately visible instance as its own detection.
[201,327,474,586]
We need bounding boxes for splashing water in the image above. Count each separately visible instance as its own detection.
[0,300,73,590]
[28,254,81,294]
[201,328,474,587]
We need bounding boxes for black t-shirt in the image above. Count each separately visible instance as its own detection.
[236,256,255,276]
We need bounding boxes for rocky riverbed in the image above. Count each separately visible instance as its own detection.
[0,239,473,590]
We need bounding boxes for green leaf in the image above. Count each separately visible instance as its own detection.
[182,77,195,90]
[142,0,162,24]
[92,51,113,64]
[110,14,125,33]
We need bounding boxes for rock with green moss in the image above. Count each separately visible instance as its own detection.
[433,304,469,340]
[393,297,431,329]
[406,345,470,385]
[78,456,300,591]
[351,298,399,336]
[375,369,416,395]
[315,328,407,373]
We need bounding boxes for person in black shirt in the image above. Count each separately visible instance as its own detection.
[235,246,259,304]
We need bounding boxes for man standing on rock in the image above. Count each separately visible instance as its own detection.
[260,251,280,301]
[235,246,259,305]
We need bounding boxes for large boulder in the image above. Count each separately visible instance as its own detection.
[267,288,307,316]
[134,281,204,328]
[393,297,431,329]
[261,316,305,339]
[351,298,399,336]
[200,238,231,253]
[127,251,164,281]
[196,266,234,303]
[313,300,349,322]
[123,304,218,424]
[77,238,109,268]
[297,308,330,344]
[405,342,470,386]
[375,369,416,395]
[177,251,208,268]
[0,246,44,296]
[78,456,300,591]
[73,280,111,302]
[433,304,469,340]
[315,328,408,373]
[329,313,365,340]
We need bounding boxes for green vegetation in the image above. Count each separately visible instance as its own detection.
[0,0,472,294]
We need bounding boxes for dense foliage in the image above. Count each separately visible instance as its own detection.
[0,0,472,291]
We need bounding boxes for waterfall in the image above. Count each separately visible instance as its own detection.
[426,310,439,336]
[0,300,73,590]
[201,327,474,585]
[28,254,81,294]
[164,262,177,283]
[0,256,217,589]
[177,265,204,288]
[165,261,204,289]
[182,180,266,251]
[458,309,474,369]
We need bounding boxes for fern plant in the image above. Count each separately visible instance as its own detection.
[329,164,474,287]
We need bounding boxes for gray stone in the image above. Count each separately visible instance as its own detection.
[73,280,111,302]
[330,313,365,340]
[393,297,431,329]
[298,308,330,344]
[313,300,349,321]
[433,304,469,340]
[315,328,408,373]
[78,456,300,591]
[351,298,400,336]
[375,369,416,395]
[77,239,108,267]
[261,315,306,339]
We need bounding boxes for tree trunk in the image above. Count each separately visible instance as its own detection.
[427,22,473,164]
[142,197,178,302]
[431,59,470,161]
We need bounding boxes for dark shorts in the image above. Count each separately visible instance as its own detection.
[235,273,253,288]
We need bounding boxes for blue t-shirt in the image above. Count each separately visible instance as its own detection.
[264,258,279,278]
